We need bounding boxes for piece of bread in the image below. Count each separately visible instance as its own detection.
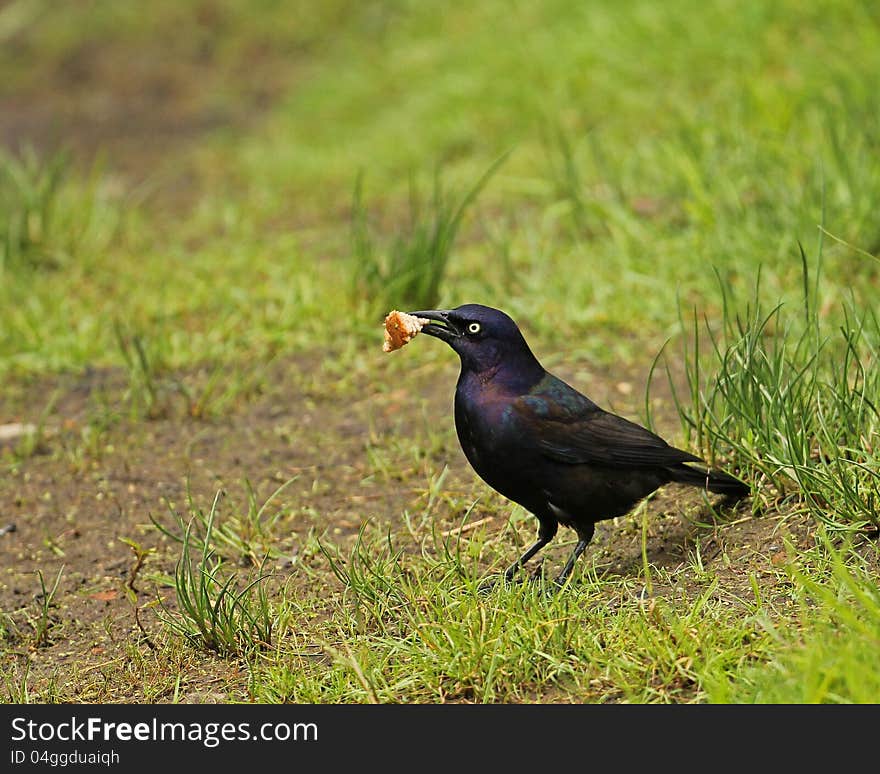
[383,310,429,352]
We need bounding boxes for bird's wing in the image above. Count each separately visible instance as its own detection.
[515,379,703,468]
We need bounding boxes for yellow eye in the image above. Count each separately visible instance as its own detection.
[467,322,481,334]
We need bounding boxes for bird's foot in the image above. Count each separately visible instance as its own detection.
[478,561,557,595]
[545,568,579,593]
[477,573,524,596]
[515,572,569,597]
[549,576,569,594]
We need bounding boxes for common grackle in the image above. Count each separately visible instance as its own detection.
[409,303,749,586]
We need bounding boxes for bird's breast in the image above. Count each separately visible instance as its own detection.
[453,381,532,489]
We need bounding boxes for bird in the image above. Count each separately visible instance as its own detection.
[408,303,749,586]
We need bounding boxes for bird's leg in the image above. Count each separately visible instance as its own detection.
[503,519,558,583]
[554,522,595,586]
[478,519,558,594]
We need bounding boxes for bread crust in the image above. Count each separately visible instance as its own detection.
[383,310,428,352]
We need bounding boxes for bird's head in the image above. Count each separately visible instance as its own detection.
[408,304,544,384]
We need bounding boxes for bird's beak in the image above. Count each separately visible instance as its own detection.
[408,309,460,343]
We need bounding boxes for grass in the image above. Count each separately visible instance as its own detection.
[0,566,64,653]
[662,255,880,533]
[28,567,64,649]
[152,478,299,566]
[708,534,880,703]
[350,154,509,318]
[248,522,770,703]
[0,147,69,271]
[156,490,277,657]
[2,0,880,704]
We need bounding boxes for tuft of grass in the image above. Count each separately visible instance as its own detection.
[157,490,276,656]
[664,251,879,533]
[0,568,66,665]
[28,566,64,648]
[114,321,169,420]
[349,154,508,317]
[0,147,119,273]
[3,661,32,704]
[0,147,71,272]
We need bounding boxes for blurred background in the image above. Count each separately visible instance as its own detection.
[2,0,878,378]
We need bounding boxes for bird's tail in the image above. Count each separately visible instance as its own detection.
[667,463,749,499]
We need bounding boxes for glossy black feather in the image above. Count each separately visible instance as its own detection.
[410,303,749,585]
[517,373,703,468]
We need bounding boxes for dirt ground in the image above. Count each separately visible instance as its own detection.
[0,348,822,702]
[0,30,825,702]
[0,358,449,699]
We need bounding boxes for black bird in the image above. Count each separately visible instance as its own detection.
[409,303,749,586]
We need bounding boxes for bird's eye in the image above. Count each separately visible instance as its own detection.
[467,322,481,335]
